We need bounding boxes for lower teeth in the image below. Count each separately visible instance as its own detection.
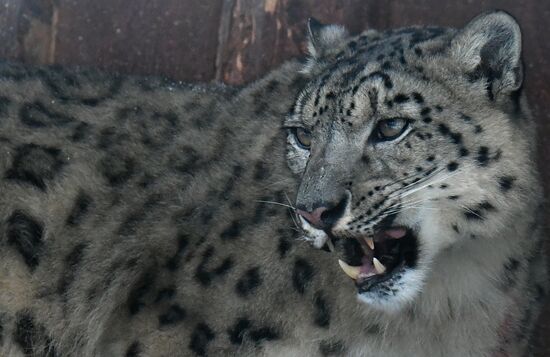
[337,257,388,280]
[373,257,386,274]
[338,259,360,280]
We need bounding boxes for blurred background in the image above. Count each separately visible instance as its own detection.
[0,0,548,354]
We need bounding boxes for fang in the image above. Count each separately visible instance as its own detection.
[373,257,387,274]
[338,259,360,280]
[365,237,375,250]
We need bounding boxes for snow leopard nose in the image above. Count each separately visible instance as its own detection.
[296,196,348,230]
[296,207,327,229]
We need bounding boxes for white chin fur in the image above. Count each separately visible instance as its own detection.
[298,215,328,248]
[357,266,426,313]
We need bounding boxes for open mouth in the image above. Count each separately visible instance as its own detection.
[331,225,419,293]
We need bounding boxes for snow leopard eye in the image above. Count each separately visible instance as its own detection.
[293,128,312,149]
[375,118,409,141]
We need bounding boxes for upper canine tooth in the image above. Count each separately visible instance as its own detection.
[365,237,375,250]
[373,257,387,274]
[338,259,360,280]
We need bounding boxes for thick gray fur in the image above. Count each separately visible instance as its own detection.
[0,10,546,357]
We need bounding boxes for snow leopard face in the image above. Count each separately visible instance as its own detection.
[286,12,531,311]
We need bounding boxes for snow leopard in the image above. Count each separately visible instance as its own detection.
[0,10,546,357]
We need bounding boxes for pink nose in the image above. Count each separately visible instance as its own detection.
[296,207,328,229]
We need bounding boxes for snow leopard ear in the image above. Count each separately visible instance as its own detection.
[306,18,349,59]
[451,11,523,98]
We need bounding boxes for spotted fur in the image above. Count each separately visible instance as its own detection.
[0,10,546,357]
[287,10,548,356]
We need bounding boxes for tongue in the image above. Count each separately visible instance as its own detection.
[384,227,407,239]
[358,256,377,279]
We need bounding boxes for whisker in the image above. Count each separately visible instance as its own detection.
[383,196,437,215]
[393,163,471,200]
[254,199,302,232]
[288,209,301,232]
[388,173,438,200]
[458,204,483,219]
[364,163,480,223]
[254,200,296,210]
[262,177,295,188]
[385,203,429,215]
[283,192,296,210]
[283,191,302,232]
[392,197,435,208]
[383,166,438,189]
[393,169,447,199]
[384,205,454,216]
